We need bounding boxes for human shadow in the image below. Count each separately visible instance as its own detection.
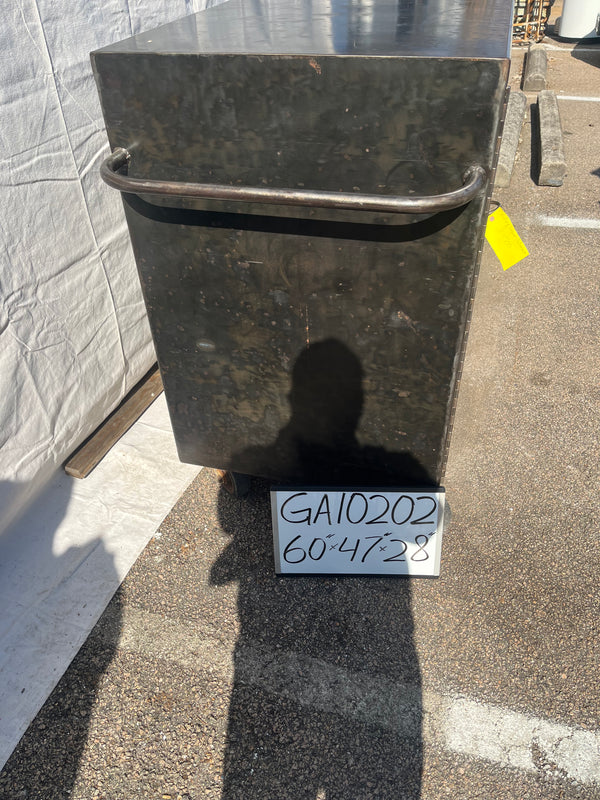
[211,339,427,799]
[230,338,435,488]
[0,474,121,799]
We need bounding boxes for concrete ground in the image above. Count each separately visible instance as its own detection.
[1,28,599,800]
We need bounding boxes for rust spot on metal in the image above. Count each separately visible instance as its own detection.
[309,58,322,75]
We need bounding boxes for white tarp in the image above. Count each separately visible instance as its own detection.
[0,0,223,534]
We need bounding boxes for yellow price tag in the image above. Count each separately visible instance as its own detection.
[485,207,529,270]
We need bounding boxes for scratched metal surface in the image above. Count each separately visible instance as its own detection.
[93,15,509,485]
[93,0,513,59]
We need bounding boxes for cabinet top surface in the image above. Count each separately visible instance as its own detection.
[94,0,513,60]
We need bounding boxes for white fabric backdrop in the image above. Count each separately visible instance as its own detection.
[0,0,224,534]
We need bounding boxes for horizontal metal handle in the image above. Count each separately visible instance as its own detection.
[101,148,486,214]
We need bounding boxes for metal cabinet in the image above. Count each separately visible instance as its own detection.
[92,0,512,487]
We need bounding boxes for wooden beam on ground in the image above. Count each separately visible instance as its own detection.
[64,366,164,479]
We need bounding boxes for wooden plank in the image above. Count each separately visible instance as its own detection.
[64,366,164,479]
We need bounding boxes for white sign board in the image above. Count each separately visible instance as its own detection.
[271,489,445,577]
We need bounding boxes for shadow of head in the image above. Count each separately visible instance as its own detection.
[229,334,435,491]
[287,338,363,446]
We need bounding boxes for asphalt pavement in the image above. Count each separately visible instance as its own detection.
[0,31,599,800]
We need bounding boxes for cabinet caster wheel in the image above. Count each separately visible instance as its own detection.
[216,469,251,498]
